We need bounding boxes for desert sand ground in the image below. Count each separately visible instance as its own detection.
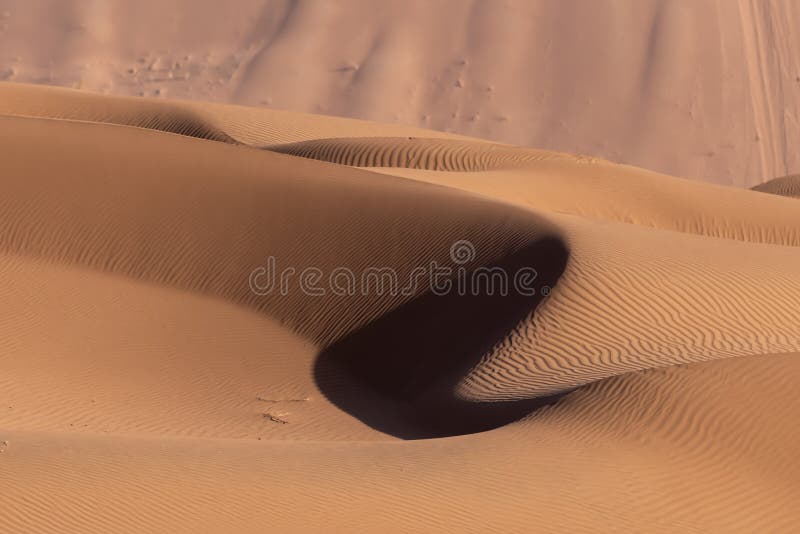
[0,81,799,533]
[3,0,800,186]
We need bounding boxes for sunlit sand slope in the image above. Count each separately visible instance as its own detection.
[3,354,799,533]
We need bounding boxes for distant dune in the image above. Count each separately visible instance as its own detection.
[0,82,799,532]
[752,174,800,198]
[3,0,800,185]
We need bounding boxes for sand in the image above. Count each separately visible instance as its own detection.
[0,82,799,532]
[3,0,800,186]
[753,174,800,198]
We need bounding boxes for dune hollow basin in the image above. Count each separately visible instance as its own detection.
[0,82,799,533]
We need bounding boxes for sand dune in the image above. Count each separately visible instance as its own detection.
[752,174,800,198]
[1,83,799,532]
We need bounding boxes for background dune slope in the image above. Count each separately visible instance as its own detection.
[3,0,800,185]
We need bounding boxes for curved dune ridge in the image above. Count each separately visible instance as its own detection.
[0,83,238,144]
[262,136,800,247]
[3,83,796,247]
[752,174,800,198]
[0,82,463,145]
[0,83,799,532]
[264,136,575,171]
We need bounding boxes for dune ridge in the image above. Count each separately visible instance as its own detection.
[0,82,463,145]
[264,136,573,171]
[3,83,797,247]
[262,135,800,246]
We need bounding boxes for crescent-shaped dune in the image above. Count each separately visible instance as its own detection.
[0,83,799,532]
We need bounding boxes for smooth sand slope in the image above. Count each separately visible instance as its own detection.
[1,83,799,532]
[4,1,800,185]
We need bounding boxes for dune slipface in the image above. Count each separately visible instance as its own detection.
[0,83,799,533]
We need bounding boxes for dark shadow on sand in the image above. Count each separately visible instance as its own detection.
[314,236,570,439]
